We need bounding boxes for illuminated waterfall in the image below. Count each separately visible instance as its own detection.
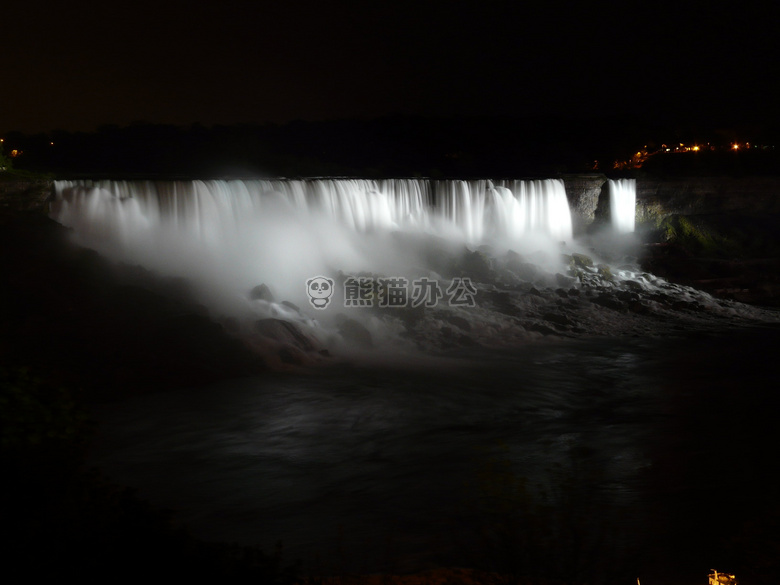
[51,178,573,315]
[609,179,636,233]
[53,178,573,243]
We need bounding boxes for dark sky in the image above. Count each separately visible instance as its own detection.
[4,1,776,133]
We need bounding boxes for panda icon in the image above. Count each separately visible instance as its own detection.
[306,276,334,309]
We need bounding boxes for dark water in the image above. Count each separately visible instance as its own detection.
[89,325,780,584]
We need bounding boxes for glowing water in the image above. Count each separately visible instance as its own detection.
[51,178,573,323]
[53,178,572,242]
[609,179,636,233]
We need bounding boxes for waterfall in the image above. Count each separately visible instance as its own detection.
[50,178,574,318]
[609,179,636,233]
[53,178,573,244]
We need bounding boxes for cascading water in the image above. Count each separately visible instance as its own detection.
[51,178,574,350]
[53,178,572,242]
[609,178,636,233]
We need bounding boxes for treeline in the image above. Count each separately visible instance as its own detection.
[3,115,778,178]
[0,115,644,178]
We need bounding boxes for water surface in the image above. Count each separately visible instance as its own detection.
[89,325,780,583]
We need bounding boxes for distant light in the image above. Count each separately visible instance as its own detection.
[732,144,739,150]
[50,141,54,146]
[692,146,700,151]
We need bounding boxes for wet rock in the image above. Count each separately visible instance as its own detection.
[592,294,627,312]
[528,287,544,297]
[254,318,318,351]
[543,312,575,327]
[459,250,493,282]
[623,279,646,291]
[578,271,609,288]
[249,283,275,302]
[336,316,373,347]
[496,269,522,286]
[505,253,538,281]
[571,253,594,269]
[596,263,614,281]
[615,290,640,302]
[484,291,523,316]
[281,300,301,312]
[533,270,558,288]
[441,313,471,332]
[529,323,558,335]
[629,301,653,314]
[514,262,540,281]
[556,272,577,287]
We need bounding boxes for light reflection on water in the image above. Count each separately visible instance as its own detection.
[89,326,780,583]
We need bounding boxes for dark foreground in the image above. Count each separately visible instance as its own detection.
[2,208,780,584]
[87,326,780,585]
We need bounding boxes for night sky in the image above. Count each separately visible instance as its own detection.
[4,1,777,134]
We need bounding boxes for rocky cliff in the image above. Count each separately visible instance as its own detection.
[634,176,780,225]
[560,174,606,233]
[0,178,54,211]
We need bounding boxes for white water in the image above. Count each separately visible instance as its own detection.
[53,178,573,242]
[609,179,636,233]
[51,179,573,316]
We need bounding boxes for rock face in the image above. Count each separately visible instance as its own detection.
[632,177,780,306]
[634,176,780,225]
[249,284,275,302]
[561,174,606,233]
[335,316,373,348]
[0,180,54,211]
[254,318,319,352]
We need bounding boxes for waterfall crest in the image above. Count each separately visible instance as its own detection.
[53,178,573,243]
